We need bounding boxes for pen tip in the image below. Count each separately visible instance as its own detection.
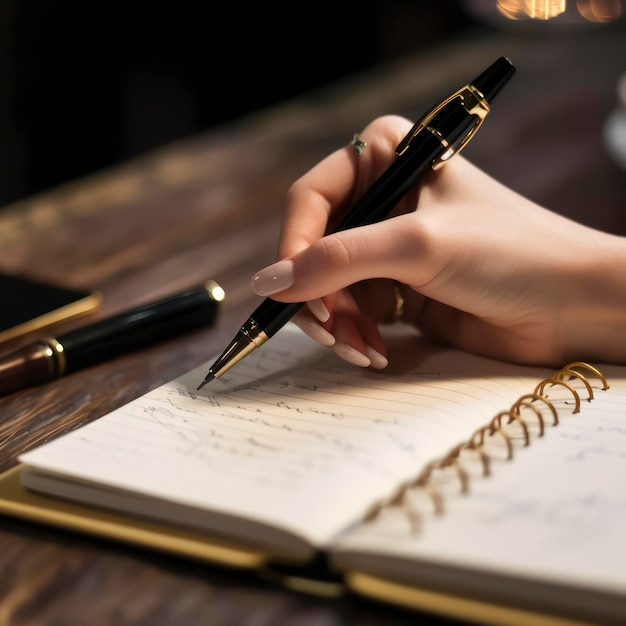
[197,373,214,391]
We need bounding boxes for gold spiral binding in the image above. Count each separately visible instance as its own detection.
[369,362,609,535]
[510,393,556,433]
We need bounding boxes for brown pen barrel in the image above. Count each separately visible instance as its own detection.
[0,339,63,395]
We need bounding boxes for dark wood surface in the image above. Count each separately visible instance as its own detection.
[0,24,624,625]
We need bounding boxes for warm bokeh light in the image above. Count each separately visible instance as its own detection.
[527,0,567,18]
[576,0,623,21]
[496,0,528,18]
[497,0,566,19]
[497,0,622,19]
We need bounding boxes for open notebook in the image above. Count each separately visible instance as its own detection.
[0,323,624,625]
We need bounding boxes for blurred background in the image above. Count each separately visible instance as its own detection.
[0,0,623,209]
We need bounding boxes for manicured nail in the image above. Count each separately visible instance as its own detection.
[251,260,294,296]
[364,345,388,369]
[332,341,371,367]
[307,298,330,323]
[292,316,335,347]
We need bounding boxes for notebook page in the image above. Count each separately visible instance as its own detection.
[331,365,626,620]
[19,323,553,552]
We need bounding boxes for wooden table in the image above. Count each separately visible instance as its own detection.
[0,24,624,625]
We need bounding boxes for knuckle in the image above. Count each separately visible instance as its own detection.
[319,234,354,269]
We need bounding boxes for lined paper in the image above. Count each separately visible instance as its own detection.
[19,323,553,552]
[332,366,626,618]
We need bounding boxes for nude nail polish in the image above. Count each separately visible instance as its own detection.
[306,299,330,323]
[332,341,371,368]
[364,345,388,369]
[251,260,294,296]
[292,316,335,347]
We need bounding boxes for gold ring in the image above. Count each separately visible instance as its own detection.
[393,284,405,322]
[351,133,367,157]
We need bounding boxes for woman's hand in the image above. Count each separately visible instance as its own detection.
[251,115,626,368]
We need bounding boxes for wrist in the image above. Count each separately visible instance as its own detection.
[564,233,626,364]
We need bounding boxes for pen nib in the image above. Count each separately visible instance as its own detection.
[197,372,214,391]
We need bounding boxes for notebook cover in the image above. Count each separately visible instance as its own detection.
[345,571,596,626]
[0,464,266,569]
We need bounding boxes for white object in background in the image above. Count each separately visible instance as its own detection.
[604,71,626,170]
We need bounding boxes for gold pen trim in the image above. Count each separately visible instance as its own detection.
[41,337,67,377]
[206,319,269,382]
[395,84,490,170]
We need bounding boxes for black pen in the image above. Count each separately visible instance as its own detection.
[197,56,515,389]
[0,280,225,396]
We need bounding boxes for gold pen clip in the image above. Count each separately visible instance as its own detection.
[395,84,490,170]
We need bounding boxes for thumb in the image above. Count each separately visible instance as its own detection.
[251,216,421,301]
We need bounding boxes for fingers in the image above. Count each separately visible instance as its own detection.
[250,258,394,369]
[328,289,388,368]
[290,292,389,370]
[252,215,425,302]
[278,115,413,260]
[253,116,418,370]
[291,311,335,347]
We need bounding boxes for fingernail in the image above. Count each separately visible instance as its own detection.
[251,260,294,296]
[307,298,330,323]
[332,341,371,368]
[364,345,388,369]
[292,316,335,347]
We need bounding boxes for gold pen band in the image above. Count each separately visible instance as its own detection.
[204,319,270,382]
[41,337,67,376]
[396,84,490,170]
